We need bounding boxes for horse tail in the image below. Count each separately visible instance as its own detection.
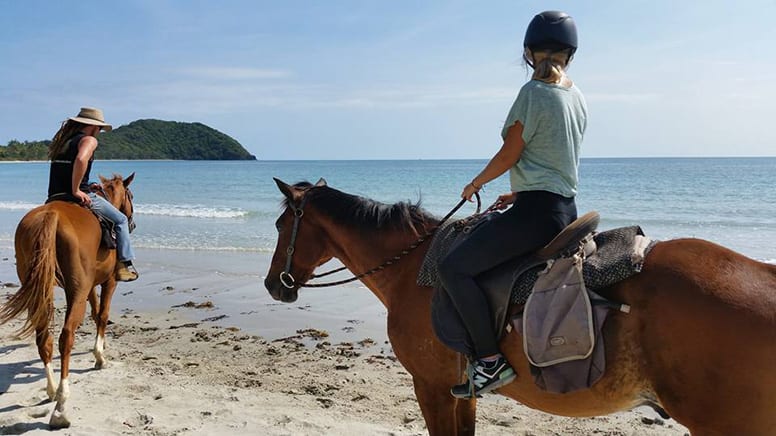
[0,210,59,338]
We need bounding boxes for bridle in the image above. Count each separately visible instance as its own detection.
[124,188,136,233]
[278,189,482,289]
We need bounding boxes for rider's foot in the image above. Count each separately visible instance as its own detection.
[116,261,139,282]
[450,355,516,399]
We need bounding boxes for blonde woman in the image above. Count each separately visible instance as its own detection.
[438,11,587,398]
[47,107,139,281]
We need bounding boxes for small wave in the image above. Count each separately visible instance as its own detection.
[136,204,249,219]
[134,242,274,253]
[0,201,38,211]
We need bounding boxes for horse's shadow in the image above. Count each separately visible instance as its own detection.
[0,342,93,431]
[0,421,49,435]
[0,344,43,394]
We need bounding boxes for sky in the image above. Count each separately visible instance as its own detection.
[1,1,775,159]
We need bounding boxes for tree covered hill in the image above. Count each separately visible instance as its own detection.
[0,119,256,161]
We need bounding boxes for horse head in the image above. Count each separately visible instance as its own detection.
[265,177,331,303]
[99,172,137,233]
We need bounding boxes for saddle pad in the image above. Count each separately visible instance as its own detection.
[417,214,492,287]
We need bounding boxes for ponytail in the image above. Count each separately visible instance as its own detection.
[526,48,574,84]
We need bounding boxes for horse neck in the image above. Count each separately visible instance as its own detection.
[102,185,123,210]
[318,215,432,308]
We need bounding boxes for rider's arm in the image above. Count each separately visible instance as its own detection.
[461,122,525,201]
[71,136,97,196]
[469,121,526,190]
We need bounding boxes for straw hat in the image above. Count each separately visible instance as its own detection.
[68,107,112,132]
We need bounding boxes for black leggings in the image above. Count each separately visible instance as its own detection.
[438,190,577,358]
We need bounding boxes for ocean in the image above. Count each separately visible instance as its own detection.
[0,158,775,263]
[0,158,774,342]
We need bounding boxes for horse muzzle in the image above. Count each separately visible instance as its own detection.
[264,275,299,303]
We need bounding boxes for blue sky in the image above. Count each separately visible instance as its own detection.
[1,1,774,159]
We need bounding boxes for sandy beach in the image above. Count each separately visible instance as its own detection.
[0,247,689,435]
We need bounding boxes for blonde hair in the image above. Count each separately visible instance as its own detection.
[526,48,574,84]
[48,120,86,160]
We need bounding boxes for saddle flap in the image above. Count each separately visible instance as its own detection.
[522,255,595,367]
[97,215,117,249]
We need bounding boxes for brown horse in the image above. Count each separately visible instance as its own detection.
[0,173,136,429]
[264,178,776,436]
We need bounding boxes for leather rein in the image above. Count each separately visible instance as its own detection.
[279,191,483,289]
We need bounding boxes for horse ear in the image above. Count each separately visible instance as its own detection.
[99,175,109,184]
[314,178,327,187]
[123,172,135,187]
[274,178,297,201]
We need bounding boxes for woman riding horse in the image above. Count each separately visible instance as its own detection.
[47,107,138,281]
[0,107,139,429]
[439,11,586,398]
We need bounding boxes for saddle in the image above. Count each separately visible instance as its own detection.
[421,212,602,337]
[421,211,655,393]
[45,194,117,249]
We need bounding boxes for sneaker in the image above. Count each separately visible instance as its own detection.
[116,262,139,282]
[451,356,516,399]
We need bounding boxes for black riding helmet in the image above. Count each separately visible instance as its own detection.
[523,11,578,66]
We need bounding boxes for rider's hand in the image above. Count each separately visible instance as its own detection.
[74,191,91,207]
[461,182,480,202]
[494,192,517,210]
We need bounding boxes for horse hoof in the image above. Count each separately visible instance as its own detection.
[49,410,71,429]
[94,360,106,370]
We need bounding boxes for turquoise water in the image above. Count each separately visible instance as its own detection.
[0,158,774,262]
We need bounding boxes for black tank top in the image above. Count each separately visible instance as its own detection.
[47,133,94,197]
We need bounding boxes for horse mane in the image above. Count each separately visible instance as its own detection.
[285,181,438,235]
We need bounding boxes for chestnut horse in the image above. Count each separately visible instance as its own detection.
[265,179,776,436]
[0,173,136,429]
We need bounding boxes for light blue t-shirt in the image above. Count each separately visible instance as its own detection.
[501,80,587,197]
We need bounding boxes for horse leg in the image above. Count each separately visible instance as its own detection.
[32,304,56,401]
[87,287,98,324]
[455,398,477,436]
[49,293,88,429]
[412,377,472,436]
[93,280,116,369]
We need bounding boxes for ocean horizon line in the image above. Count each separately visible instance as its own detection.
[2,155,776,164]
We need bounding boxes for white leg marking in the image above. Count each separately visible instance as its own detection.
[49,377,71,429]
[93,334,106,369]
[44,363,56,401]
